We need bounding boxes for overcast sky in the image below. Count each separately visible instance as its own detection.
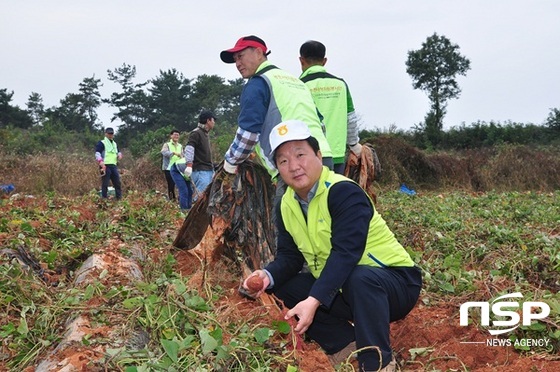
[2,0,559,131]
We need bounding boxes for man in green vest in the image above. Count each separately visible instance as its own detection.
[160,129,183,201]
[219,35,333,179]
[299,40,362,174]
[95,127,123,199]
[241,120,422,371]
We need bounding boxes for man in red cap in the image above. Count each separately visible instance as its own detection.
[219,35,333,178]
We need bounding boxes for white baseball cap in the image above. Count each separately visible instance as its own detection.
[268,120,312,163]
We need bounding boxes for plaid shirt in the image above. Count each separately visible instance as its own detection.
[225,76,269,165]
[224,127,260,165]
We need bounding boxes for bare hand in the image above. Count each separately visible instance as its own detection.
[285,296,320,334]
[242,270,270,297]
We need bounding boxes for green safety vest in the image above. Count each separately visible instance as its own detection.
[167,140,183,170]
[252,61,332,175]
[300,65,354,164]
[281,167,414,278]
[101,138,119,165]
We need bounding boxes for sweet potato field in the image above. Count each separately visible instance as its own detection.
[1,188,559,371]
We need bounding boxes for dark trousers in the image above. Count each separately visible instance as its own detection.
[273,266,422,370]
[101,164,122,199]
[333,162,345,175]
[164,170,176,200]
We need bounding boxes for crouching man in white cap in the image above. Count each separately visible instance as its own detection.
[242,120,422,371]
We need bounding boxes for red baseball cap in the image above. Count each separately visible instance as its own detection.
[220,35,269,63]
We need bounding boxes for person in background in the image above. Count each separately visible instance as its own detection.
[160,129,183,201]
[184,111,216,200]
[95,127,123,199]
[299,40,362,174]
[170,158,193,213]
[219,35,333,179]
[242,120,422,372]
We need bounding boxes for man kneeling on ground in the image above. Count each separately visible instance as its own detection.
[242,120,422,371]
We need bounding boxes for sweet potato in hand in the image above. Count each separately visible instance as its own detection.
[246,275,264,292]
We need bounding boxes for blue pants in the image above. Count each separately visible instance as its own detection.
[272,265,422,370]
[101,164,122,199]
[191,170,214,201]
[170,165,193,210]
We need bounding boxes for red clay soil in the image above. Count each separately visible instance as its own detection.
[175,250,560,372]
[391,305,560,371]
[1,193,556,372]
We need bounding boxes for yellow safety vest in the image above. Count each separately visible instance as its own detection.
[281,167,414,278]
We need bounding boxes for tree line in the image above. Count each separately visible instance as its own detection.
[1,34,559,157]
[0,64,244,155]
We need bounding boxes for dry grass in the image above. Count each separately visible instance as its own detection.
[1,141,559,196]
[0,150,165,197]
[369,137,560,192]
[478,145,560,191]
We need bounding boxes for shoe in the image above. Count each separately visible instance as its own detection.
[363,357,397,372]
[327,341,356,366]
[379,358,396,372]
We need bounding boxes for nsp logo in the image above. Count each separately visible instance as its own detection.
[460,292,550,335]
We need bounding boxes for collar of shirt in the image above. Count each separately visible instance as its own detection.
[293,181,319,217]
[299,64,327,79]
